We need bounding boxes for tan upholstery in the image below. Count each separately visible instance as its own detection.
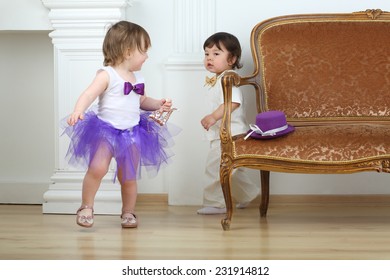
[219,10,390,230]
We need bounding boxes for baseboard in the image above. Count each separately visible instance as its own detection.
[2,185,389,208]
[253,194,390,205]
[0,180,167,208]
[144,194,390,206]
[41,193,168,214]
[137,193,168,204]
[0,181,49,204]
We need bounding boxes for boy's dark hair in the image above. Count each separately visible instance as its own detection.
[203,32,242,69]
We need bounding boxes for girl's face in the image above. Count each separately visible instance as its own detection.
[127,45,149,71]
[204,43,236,75]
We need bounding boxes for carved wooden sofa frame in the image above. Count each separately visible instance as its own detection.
[220,10,390,230]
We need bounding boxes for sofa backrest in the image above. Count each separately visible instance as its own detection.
[251,10,390,125]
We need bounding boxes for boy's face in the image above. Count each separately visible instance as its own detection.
[204,43,236,75]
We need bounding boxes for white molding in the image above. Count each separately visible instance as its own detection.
[165,0,216,70]
[164,54,204,71]
[42,0,131,44]
[42,170,123,214]
[173,0,216,54]
[41,0,132,9]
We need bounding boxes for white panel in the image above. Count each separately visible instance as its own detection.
[56,49,103,170]
[164,0,217,204]
[172,0,215,56]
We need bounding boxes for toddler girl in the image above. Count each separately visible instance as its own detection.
[64,21,176,228]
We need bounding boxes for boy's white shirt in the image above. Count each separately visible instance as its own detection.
[203,70,248,141]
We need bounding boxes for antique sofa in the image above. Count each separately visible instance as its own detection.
[219,9,390,230]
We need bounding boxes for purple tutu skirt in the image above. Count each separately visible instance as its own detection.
[62,111,179,182]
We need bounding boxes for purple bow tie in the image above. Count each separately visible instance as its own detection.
[124,82,145,95]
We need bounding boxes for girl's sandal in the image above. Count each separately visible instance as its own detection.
[121,212,138,228]
[76,205,94,228]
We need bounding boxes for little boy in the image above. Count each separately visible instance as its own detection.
[198,32,259,215]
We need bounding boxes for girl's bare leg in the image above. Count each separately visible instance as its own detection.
[117,145,139,227]
[79,144,112,215]
[117,170,138,214]
[117,169,138,228]
[121,180,138,214]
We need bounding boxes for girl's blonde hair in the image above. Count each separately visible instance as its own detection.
[103,21,151,66]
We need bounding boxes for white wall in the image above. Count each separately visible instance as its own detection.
[0,0,52,202]
[1,0,390,205]
[0,0,51,30]
[0,31,54,202]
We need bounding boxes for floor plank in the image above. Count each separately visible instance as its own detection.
[1,199,390,260]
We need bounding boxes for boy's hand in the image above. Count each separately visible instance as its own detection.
[201,114,217,131]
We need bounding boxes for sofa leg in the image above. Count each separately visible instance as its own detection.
[220,163,233,230]
[260,170,270,217]
[221,217,231,230]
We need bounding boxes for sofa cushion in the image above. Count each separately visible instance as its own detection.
[234,124,390,163]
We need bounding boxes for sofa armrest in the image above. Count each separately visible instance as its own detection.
[220,72,241,145]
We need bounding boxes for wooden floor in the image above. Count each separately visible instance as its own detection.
[1,196,390,260]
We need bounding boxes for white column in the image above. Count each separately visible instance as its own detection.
[165,0,216,205]
[41,0,131,214]
[165,0,216,70]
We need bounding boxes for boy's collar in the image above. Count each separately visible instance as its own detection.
[204,70,231,87]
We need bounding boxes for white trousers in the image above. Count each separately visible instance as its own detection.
[202,139,259,208]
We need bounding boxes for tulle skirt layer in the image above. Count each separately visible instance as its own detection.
[62,111,178,182]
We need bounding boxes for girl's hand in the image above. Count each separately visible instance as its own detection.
[161,98,172,112]
[67,111,84,126]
